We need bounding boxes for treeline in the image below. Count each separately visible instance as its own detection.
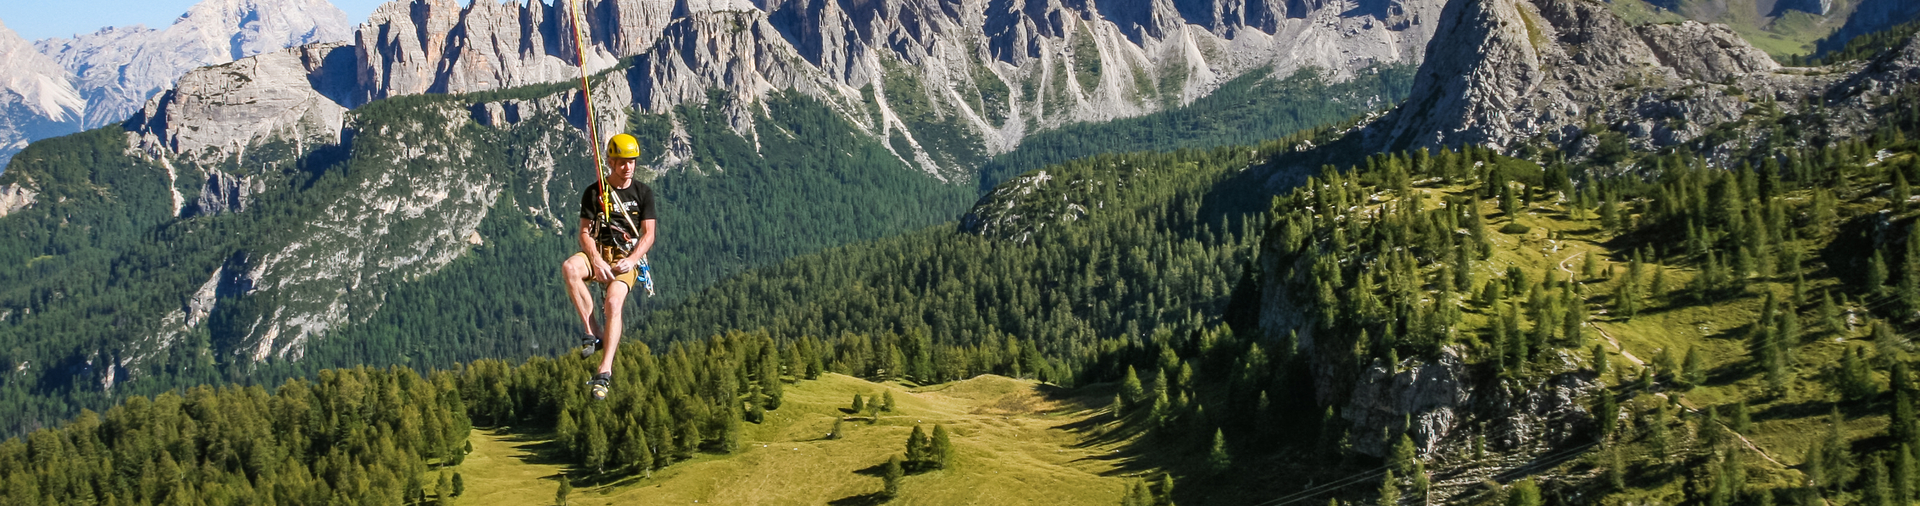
[637,141,1284,381]
[0,367,470,505]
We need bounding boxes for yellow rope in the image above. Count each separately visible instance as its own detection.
[565,0,609,225]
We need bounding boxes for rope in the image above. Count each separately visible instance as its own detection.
[565,0,610,227]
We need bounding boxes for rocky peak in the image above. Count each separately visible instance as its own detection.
[0,20,83,168]
[36,0,351,129]
[0,0,348,170]
[1363,0,1842,159]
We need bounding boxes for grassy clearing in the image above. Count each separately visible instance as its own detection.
[454,373,1137,505]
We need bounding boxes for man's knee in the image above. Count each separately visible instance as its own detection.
[561,255,588,278]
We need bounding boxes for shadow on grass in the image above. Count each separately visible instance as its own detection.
[828,492,891,505]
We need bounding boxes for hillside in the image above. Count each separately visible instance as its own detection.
[458,373,1132,505]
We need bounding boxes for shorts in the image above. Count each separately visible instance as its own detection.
[572,247,638,288]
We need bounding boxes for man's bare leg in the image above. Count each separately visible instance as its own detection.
[598,280,631,376]
[561,255,599,341]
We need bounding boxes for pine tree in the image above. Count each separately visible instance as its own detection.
[1122,479,1152,506]
[1872,251,1892,295]
[1208,429,1232,474]
[721,403,744,454]
[1121,366,1145,409]
[1824,290,1845,334]
[1507,478,1541,506]
[829,418,846,440]
[438,471,454,506]
[1867,455,1893,506]
[1377,470,1401,506]
[905,425,929,469]
[584,411,610,474]
[1823,407,1858,489]
[852,394,865,414]
[1596,389,1618,439]
[931,424,954,470]
[1608,446,1626,490]
[1896,444,1915,505]
[556,475,572,506]
[454,472,465,497]
[1681,347,1706,389]
[1592,345,1610,377]
[882,391,897,412]
[1390,434,1418,477]
[883,454,904,498]
[1731,400,1751,435]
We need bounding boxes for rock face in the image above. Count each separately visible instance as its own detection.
[0,180,35,217]
[132,0,1447,178]
[0,20,84,168]
[0,0,350,170]
[128,42,357,167]
[1357,0,1920,163]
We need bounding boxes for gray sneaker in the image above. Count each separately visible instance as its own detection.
[579,334,601,357]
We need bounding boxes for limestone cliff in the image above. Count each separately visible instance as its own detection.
[1362,0,1918,165]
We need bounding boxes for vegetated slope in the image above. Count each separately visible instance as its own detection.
[0,81,970,436]
[973,64,1413,191]
[1232,81,1920,505]
[458,373,1129,505]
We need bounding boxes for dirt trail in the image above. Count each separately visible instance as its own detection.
[1555,251,1787,469]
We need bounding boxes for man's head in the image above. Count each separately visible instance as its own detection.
[607,133,641,182]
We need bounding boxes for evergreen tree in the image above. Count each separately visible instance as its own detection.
[454,472,465,497]
[556,475,572,506]
[1872,251,1891,295]
[931,425,954,470]
[882,390,897,412]
[1823,290,1844,333]
[584,411,610,474]
[1507,478,1541,506]
[905,425,930,469]
[1592,345,1610,377]
[1122,480,1152,506]
[1608,446,1626,490]
[1823,407,1858,489]
[1596,389,1618,439]
[1121,366,1145,409]
[1208,429,1232,474]
[883,454,904,498]
[1377,470,1400,506]
[852,394,866,414]
[1867,455,1893,506]
[830,418,846,440]
[1681,347,1706,389]
[1896,444,1915,505]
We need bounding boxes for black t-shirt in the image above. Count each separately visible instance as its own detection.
[579,180,657,251]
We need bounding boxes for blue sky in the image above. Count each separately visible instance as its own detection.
[0,0,461,41]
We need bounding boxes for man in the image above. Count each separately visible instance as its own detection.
[560,133,657,401]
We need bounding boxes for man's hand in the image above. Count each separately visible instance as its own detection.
[590,257,616,283]
[613,256,640,274]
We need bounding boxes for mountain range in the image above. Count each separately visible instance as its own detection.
[0,0,351,169]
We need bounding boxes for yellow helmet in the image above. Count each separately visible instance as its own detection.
[607,133,641,160]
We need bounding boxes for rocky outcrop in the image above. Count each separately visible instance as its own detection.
[0,182,35,217]
[128,42,356,167]
[1342,349,1471,457]
[1358,0,1920,163]
[0,0,348,170]
[189,170,261,216]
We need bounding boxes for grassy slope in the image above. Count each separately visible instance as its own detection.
[1383,173,1906,503]
[457,374,1136,505]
